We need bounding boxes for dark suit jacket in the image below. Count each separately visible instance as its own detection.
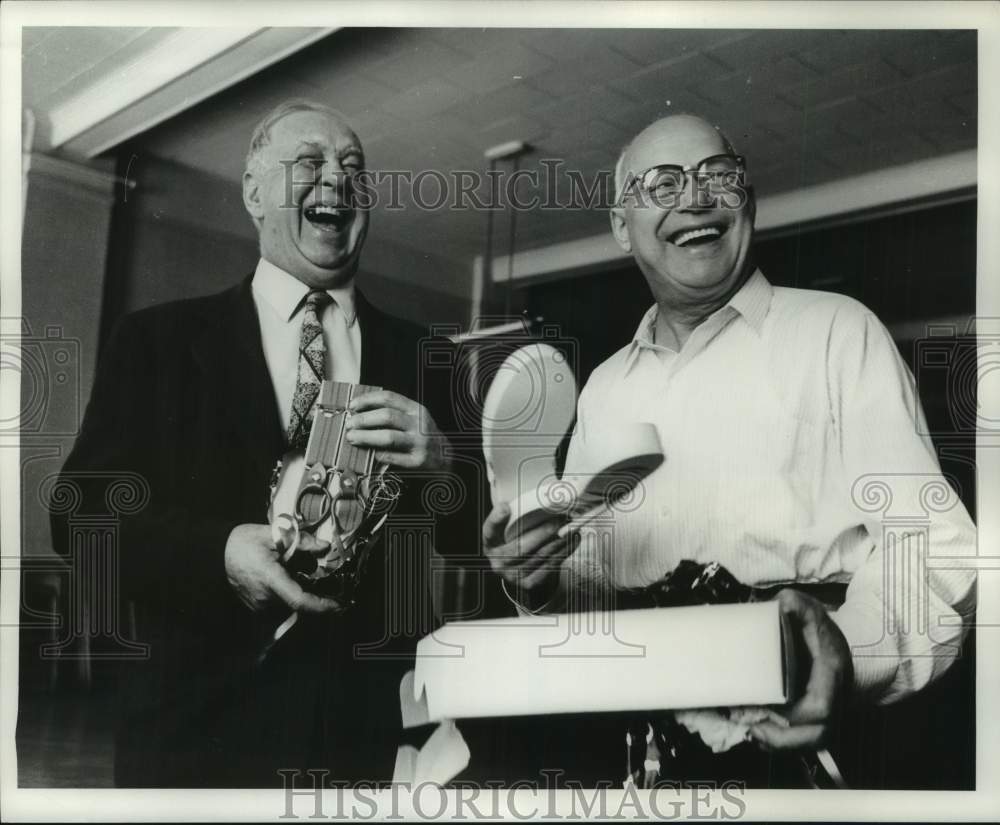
[51,275,481,787]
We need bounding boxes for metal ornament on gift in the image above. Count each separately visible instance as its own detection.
[267,380,402,609]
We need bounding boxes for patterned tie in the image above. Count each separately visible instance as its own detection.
[286,289,333,450]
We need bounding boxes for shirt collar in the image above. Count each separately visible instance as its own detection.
[251,257,357,326]
[623,268,772,370]
[727,268,772,335]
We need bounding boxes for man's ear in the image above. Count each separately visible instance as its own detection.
[242,169,264,222]
[609,207,631,254]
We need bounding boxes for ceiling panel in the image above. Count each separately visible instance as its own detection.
[477,115,551,154]
[302,72,400,113]
[22,26,154,108]
[449,42,554,95]
[22,27,58,55]
[920,116,977,152]
[705,29,830,71]
[610,28,745,67]
[23,27,164,108]
[381,76,469,121]
[366,39,475,90]
[446,81,555,130]
[528,48,642,99]
[609,51,733,105]
[820,130,940,176]
[781,59,907,109]
[535,85,645,129]
[695,56,821,106]
[119,27,977,267]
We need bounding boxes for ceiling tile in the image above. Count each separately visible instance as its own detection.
[518,29,606,61]
[878,29,975,77]
[23,27,158,106]
[837,103,959,150]
[419,113,488,152]
[707,29,832,71]
[919,116,978,153]
[528,48,646,99]
[607,28,742,67]
[341,28,429,62]
[445,82,554,130]
[693,57,820,109]
[477,115,551,154]
[535,85,647,131]
[428,28,533,60]
[609,51,733,105]
[393,120,482,167]
[694,87,803,136]
[362,133,421,171]
[381,77,469,121]
[795,30,922,73]
[310,72,401,115]
[367,39,476,91]
[820,130,940,176]
[349,107,408,144]
[450,43,554,95]
[22,27,58,55]
[627,87,716,122]
[797,97,882,140]
[122,27,978,273]
[539,117,628,157]
[859,62,976,119]
[949,89,976,118]
[781,59,906,110]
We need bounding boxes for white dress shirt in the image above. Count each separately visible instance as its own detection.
[251,257,362,431]
[561,269,976,704]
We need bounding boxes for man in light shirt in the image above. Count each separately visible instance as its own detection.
[483,114,977,762]
[51,99,467,786]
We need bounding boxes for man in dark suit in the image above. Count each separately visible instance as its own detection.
[50,99,473,788]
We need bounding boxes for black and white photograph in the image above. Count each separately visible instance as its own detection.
[2,1,998,820]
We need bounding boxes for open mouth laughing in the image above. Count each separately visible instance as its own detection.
[303,202,353,233]
[667,221,729,248]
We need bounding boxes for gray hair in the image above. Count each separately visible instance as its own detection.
[245,98,353,176]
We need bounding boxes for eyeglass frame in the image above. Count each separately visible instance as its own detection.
[622,153,748,209]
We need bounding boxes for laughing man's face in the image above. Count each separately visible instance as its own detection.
[611,115,754,311]
[243,110,369,289]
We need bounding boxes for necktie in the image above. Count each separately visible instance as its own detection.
[286,289,333,450]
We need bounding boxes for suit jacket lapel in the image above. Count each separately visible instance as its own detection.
[355,289,389,389]
[190,282,408,467]
[191,276,285,471]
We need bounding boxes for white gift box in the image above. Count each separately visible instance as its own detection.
[403,601,794,727]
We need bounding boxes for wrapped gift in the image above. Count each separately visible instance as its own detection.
[406,601,793,724]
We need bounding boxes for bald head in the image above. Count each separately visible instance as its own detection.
[608,112,755,322]
[614,115,736,201]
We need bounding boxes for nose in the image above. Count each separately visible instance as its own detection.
[318,158,351,191]
[675,168,709,213]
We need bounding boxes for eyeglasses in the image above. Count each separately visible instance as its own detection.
[627,154,746,205]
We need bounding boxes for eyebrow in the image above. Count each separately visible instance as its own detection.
[295,140,364,155]
[293,141,363,160]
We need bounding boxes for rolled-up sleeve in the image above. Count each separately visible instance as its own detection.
[827,306,977,704]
